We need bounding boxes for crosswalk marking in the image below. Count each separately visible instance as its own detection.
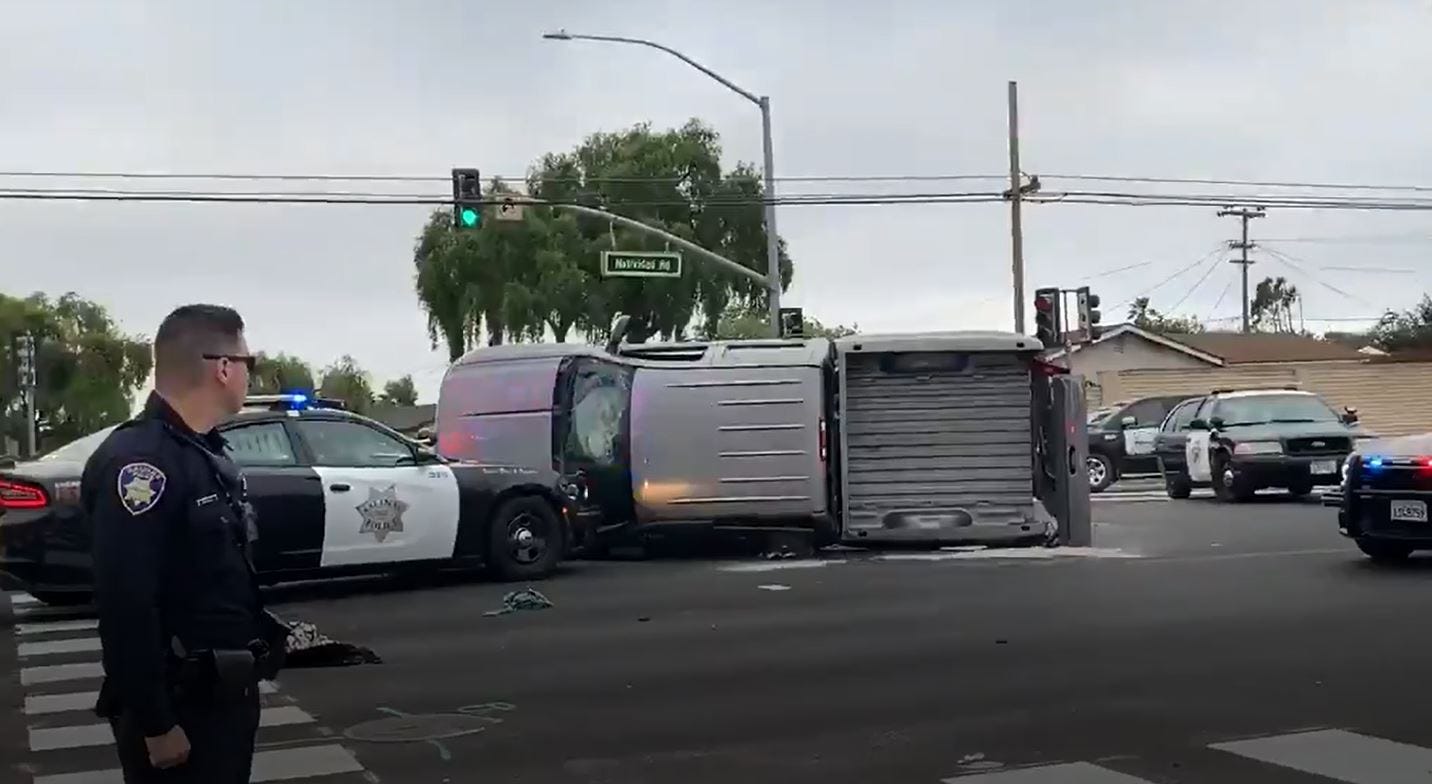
[31,742,366,784]
[8,592,371,783]
[16,618,99,635]
[940,761,1155,782]
[1211,728,1432,784]
[28,705,315,751]
[19,636,103,657]
[20,661,104,686]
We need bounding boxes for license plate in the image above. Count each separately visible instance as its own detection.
[1391,500,1428,523]
[1310,459,1338,475]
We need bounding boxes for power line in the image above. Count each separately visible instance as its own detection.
[1107,246,1224,315]
[1042,173,1432,194]
[1256,246,1375,308]
[1165,253,1225,313]
[1208,273,1236,320]
[1318,265,1416,274]
[1259,233,1432,244]
[1080,260,1153,281]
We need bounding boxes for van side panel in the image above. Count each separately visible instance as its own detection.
[839,351,1037,544]
[434,357,562,469]
[630,365,826,525]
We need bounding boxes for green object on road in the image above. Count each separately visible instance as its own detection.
[483,588,554,616]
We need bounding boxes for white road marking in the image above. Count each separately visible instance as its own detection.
[32,742,365,784]
[941,760,1156,782]
[876,547,1142,561]
[19,636,103,657]
[29,706,315,751]
[16,618,99,635]
[717,559,845,573]
[23,680,279,715]
[20,661,103,686]
[756,584,791,591]
[1211,728,1432,783]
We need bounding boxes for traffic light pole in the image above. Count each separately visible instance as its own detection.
[16,333,36,458]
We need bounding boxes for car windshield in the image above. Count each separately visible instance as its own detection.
[37,425,119,463]
[1213,394,1341,426]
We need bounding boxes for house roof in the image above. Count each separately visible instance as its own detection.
[1168,332,1367,363]
[1053,324,1368,365]
[368,404,436,433]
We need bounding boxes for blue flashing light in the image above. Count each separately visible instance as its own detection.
[1367,456,1384,470]
[277,390,313,410]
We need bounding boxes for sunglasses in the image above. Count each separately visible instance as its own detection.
[203,353,257,371]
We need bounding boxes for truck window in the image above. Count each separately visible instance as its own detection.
[562,358,633,467]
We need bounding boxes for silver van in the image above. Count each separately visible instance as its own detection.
[434,327,1060,548]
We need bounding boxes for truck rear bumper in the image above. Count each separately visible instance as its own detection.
[840,506,1047,546]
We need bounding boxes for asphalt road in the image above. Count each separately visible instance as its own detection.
[8,491,1432,784]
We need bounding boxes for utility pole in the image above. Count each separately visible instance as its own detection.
[15,333,36,458]
[1217,206,1265,333]
[1007,80,1026,335]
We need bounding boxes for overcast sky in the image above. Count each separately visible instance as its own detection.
[3,0,1430,403]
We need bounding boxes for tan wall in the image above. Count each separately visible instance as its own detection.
[1068,333,1209,410]
[1099,361,1432,436]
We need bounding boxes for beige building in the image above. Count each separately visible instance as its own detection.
[1052,325,1432,436]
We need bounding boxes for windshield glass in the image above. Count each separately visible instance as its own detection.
[38,425,119,463]
[1213,394,1341,426]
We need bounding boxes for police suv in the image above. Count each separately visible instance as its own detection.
[0,394,597,605]
[1329,433,1432,562]
[1152,388,1370,502]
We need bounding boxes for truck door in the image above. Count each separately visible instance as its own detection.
[554,356,636,526]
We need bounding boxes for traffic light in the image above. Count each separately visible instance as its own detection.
[451,168,482,229]
[1033,287,1062,348]
[779,307,805,338]
[1076,286,1102,342]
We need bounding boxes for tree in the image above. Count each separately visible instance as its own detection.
[250,352,315,394]
[1369,294,1432,352]
[1127,297,1205,334]
[380,375,419,406]
[412,119,793,357]
[317,355,374,414]
[0,291,151,453]
[1249,276,1301,333]
[703,302,858,340]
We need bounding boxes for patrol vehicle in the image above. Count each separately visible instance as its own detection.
[1329,433,1432,562]
[0,394,596,605]
[1085,394,1194,492]
[434,321,1091,550]
[1152,388,1370,501]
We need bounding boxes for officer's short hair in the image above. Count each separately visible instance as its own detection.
[154,304,246,385]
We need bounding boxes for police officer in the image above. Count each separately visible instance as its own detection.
[83,304,283,783]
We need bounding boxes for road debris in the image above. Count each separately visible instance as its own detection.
[483,588,554,616]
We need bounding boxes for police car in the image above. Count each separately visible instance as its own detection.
[0,394,597,605]
[1152,388,1371,502]
[1086,394,1194,492]
[1331,433,1432,562]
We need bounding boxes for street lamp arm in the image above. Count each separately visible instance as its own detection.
[502,194,768,285]
[547,32,761,106]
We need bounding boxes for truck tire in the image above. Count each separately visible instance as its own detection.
[488,495,565,581]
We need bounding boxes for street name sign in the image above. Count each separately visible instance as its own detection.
[601,251,683,278]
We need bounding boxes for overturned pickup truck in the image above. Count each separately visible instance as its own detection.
[433,324,1090,550]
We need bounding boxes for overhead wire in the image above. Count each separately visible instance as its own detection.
[1164,252,1225,313]
[1207,272,1236,321]
[1106,246,1225,316]
[1256,246,1375,307]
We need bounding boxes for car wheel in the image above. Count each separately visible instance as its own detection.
[1165,472,1192,500]
[1211,454,1253,502]
[488,495,565,581]
[1086,454,1115,493]
[30,590,91,607]
[1287,479,1314,498]
[1356,538,1412,563]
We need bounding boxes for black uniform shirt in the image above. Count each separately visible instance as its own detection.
[81,392,261,736]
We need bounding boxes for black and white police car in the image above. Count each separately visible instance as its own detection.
[1329,433,1432,563]
[0,393,597,605]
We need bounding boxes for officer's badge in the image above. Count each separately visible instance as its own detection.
[117,462,166,516]
[355,484,408,543]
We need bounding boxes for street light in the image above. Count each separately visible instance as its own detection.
[543,29,784,337]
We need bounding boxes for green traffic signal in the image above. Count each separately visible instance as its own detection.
[460,207,479,228]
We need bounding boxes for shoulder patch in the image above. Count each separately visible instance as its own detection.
[116,462,167,516]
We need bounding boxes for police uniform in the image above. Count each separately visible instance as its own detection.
[82,392,284,783]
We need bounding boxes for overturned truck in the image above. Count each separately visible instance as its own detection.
[434,325,1090,550]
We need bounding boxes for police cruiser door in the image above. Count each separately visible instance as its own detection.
[292,418,462,568]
